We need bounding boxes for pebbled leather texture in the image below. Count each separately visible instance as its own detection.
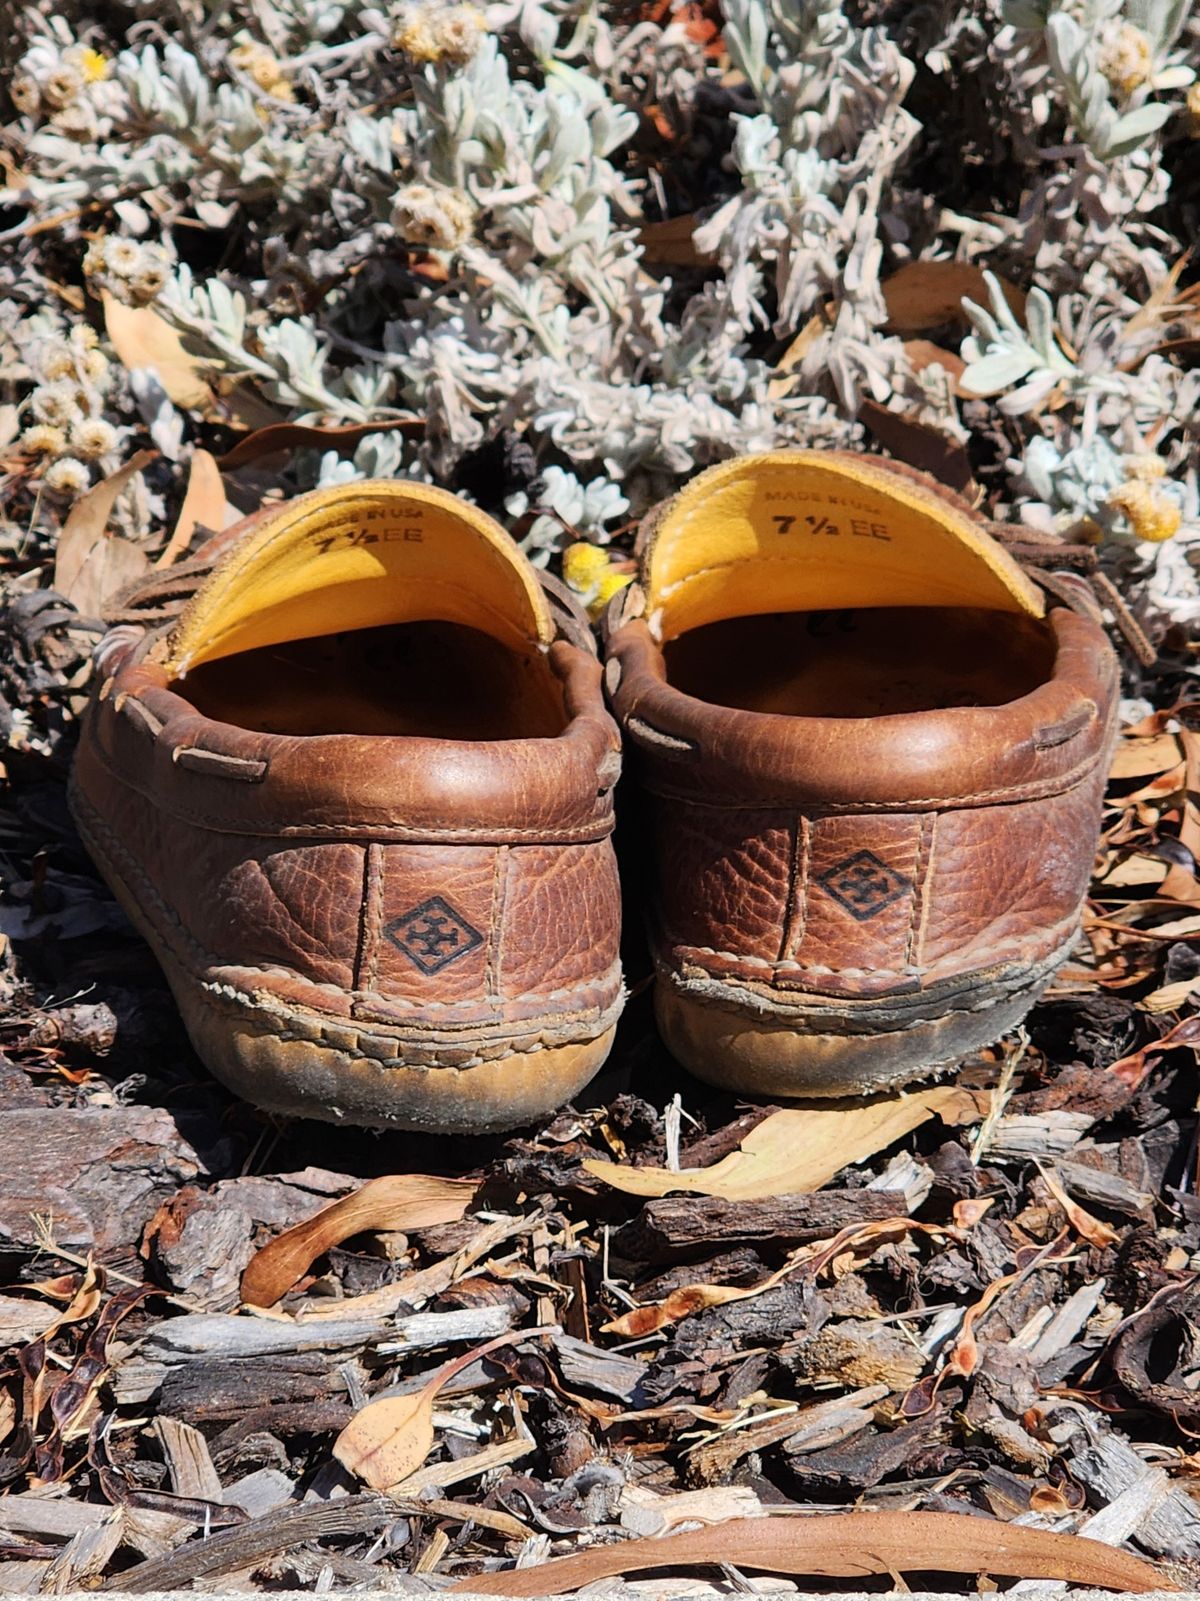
[604,453,1121,1092]
[70,501,624,1131]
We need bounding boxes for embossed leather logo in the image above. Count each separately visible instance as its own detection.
[385,896,484,973]
[819,851,911,921]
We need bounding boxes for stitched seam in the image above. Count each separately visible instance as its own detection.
[642,752,1105,813]
[778,814,807,962]
[668,914,1081,980]
[666,981,1042,1032]
[73,782,226,970]
[86,737,613,842]
[486,844,507,1001]
[679,951,924,979]
[905,813,933,969]
[357,842,383,993]
[197,982,625,1068]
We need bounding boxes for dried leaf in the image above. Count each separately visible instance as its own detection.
[334,1327,542,1491]
[155,450,226,569]
[40,1261,104,1343]
[450,1510,1168,1595]
[1109,1012,1200,1089]
[583,1088,981,1200]
[240,1173,478,1308]
[636,215,716,267]
[1109,731,1184,779]
[102,292,213,410]
[858,400,978,498]
[1038,1164,1120,1247]
[52,449,157,617]
[882,261,1026,333]
[216,418,421,473]
[603,1217,937,1337]
[334,1387,435,1491]
[768,315,827,399]
[1161,727,1200,903]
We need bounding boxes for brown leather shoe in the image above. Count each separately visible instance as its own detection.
[71,482,624,1132]
[604,451,1120,1097]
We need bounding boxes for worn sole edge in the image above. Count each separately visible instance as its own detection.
[70,782,621,1133]
[654,942,1073,1098]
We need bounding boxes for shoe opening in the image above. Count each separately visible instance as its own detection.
[178,619,569,739]
[663,607,1057,717]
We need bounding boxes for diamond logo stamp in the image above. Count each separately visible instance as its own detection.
[818,850,912,921]
[385,896,484,973]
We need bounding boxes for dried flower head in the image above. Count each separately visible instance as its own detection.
[1099,24,1153,98]
[50,99,96,138]
[34,341,76,383]
[391,182,474,250]
[83,236,174,304]
[393,4,485,65]
[10,75,40,116]
[1189,81,1200,137]
[70,417,119,459]
[137,262,171,299]
[41,64,84,109]
[80,347,110,386]
[1107,477,1183,543]
[30,380,84,427]
[20,423,66,457]
[43,456,91,496]
[229,41,294,100]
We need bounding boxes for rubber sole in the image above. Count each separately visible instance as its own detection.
[178,974,618,1134]
[71,783,619,1134]
[654,949,1070,1098]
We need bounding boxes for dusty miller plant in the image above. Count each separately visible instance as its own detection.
[0,0,1196,619]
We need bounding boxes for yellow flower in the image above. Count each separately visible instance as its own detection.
[78,48,109,82]
[594,568,634,611]
[562,542,633,619]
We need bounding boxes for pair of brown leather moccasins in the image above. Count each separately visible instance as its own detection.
[70,451,1121,1134]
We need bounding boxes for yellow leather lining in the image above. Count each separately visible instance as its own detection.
[167,481,555,673]
[642,452,1045,640]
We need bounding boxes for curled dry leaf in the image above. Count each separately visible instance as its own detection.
[215,418,422,473]
[449,1510,1169,1596]
[334,1327,547,1491]
[154,449,226,570]
[1038,1163,1120,1248]
[604,1217,940,1337]
[583,1088,982,1201]
[240,1172,478,1308]
[52,448,158,618]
